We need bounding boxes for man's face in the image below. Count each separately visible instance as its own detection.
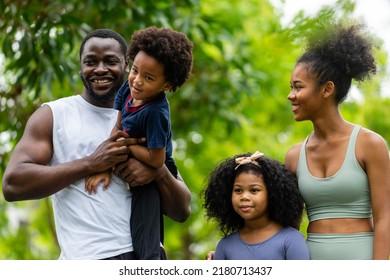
[80,37,127,107]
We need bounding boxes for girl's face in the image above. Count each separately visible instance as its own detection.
[287,62,325,122]
[231,171,269,222]
[128,50,171,105]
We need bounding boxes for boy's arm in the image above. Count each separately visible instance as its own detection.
[111,111,123,136]
[115,110,166,168]
[128,145,166,168]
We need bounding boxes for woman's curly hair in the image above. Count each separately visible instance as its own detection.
[201,152,304,236]
[298,21,378,104]
[127,26,193,92]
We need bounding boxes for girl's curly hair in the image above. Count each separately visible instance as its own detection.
[201,153,304,236]
[127,26,193,92]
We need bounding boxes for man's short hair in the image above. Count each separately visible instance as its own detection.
[79,29,128,60]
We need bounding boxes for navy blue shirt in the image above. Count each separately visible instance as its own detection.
[114,81,174,166]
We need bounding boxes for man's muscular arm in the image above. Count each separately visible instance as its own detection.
[2,105,134,201]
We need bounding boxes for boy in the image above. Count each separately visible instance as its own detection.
[86,26,193,260]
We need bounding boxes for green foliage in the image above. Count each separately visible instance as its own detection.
[1,0,389,260]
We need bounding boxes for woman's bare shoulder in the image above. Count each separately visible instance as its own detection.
[284,142,304,175]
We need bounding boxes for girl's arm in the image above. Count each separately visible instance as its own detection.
[285,230,310,260]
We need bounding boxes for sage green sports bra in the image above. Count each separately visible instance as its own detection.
[297,125,372,222]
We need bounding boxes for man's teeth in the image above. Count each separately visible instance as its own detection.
[94,80,109,84]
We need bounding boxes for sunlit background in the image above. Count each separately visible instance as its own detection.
[0,0,389,260]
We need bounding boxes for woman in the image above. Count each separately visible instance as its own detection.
[285,21,390,259]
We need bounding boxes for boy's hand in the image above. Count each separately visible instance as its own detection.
[85,170,112,194]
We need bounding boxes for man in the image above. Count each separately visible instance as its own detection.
[2,29,191,260]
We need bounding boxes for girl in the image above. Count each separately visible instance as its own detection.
[202,151,309,260]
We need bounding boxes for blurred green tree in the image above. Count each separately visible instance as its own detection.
[0,0,388,259]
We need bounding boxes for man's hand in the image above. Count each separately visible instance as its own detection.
[88,131,145,173]
[114,157,157,187]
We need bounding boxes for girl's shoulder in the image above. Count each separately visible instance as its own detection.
[220,231,240,241]
[277,227,305,241]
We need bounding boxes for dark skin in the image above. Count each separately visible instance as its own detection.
[2,37,191,222]
[84,50,172,194]
[285,63,390,259]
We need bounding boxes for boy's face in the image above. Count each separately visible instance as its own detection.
[128,51,171,105]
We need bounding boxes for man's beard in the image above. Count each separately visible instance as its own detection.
[80,74,124,103]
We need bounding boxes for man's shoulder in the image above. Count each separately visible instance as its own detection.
[44,95,81,110]
[45,94,80,104]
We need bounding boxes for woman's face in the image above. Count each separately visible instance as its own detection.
[287,63,325,122]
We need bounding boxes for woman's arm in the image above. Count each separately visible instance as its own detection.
[358,129,390,259]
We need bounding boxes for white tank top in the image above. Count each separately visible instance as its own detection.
[45,95,133,259]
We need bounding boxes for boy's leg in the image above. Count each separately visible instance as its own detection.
[160,245,167,260]
[130,183,161,260]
